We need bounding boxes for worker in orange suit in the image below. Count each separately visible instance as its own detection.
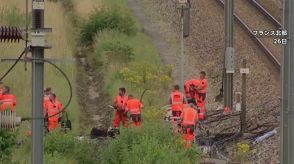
[180,104,199,148]
[0,81,4,100]
[44,87,53,106]
[44,93,62,132]
[196,71,208,104]
[169,85,187,117]
[189,78,201,106]
[112,87,128,128]
[125,94,144,127]
[184,79,196,105]
[195,71,208,120]
[0,86,16,112]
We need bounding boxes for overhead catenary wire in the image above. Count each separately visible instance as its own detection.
[24,0,29,71]
[0,46,72,120]
[0,47,29,82]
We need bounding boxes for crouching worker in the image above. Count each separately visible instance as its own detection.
[0,86,16,112]
[44,94,62,132]
[125,95,144,128]
[180,104,199,149]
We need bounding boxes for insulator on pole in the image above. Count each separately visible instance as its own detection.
[0,26,23,43]
[0,111,21,131]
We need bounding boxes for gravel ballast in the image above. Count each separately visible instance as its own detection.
[138,0,281,163]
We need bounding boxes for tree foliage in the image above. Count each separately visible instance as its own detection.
[119,62,173,90]
[118,62,173,105]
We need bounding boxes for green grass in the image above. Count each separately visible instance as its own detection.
[1,0,201,163]
[0,1,79,130]
[99,122,200,164]
[85,1,201,163]
[0,1,80,163]
[93,30,164,100]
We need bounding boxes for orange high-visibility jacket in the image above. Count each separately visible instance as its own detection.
[198,79,208,94]
[184,80,194,98]
[0,87,3,100]
[114,95,128,111]
[45,100,62,122]
[43,95,50,112]
[0,94,16,112]
[191,79,200,90]
[170,91,185,111]
[125,99,143,115]
[181,107,198,126]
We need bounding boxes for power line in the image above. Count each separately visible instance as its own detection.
[0,47,29,82]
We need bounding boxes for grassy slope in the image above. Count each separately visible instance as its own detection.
[0,1,79,128]
[92,0,163,99]
[0,1,79,163]
[1,0,198,163]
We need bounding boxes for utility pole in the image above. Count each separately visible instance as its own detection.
[31,0,50,163]
[240,60,248,135]
[281,0,294,163]
[224,0,234,111]
[177,0,190,91]
[180,8,185,90]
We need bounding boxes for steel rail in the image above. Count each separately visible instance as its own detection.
[215,0,281,71]
[249,0,282,29]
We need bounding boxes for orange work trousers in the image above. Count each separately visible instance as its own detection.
[181,126,195,149]
[195,93,206,109]
[48,120,60,131]
[113,110,128,128]
[129,114,142,128]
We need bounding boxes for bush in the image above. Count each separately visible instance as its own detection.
[95,32,135,65]
[44,131,99,163]
[99,122,200,164]
[45,131,75,155]
[72,141,99,164]
[0,129,16,162]
[118,62,172,106]
[80,9,137,45]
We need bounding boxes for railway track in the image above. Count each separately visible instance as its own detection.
[249,0,282,29]
[215,0,281,71]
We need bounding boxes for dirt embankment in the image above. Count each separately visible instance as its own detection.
[140,0,280,163]
[58,0,113,133]
[75,48,112,132]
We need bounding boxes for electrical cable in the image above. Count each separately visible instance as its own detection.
[140,89,149,102]
[0,47,29,82]
[0,47,71,120]
[42,58,73,119]
[22,57,73,120]
[24,0,29,71]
